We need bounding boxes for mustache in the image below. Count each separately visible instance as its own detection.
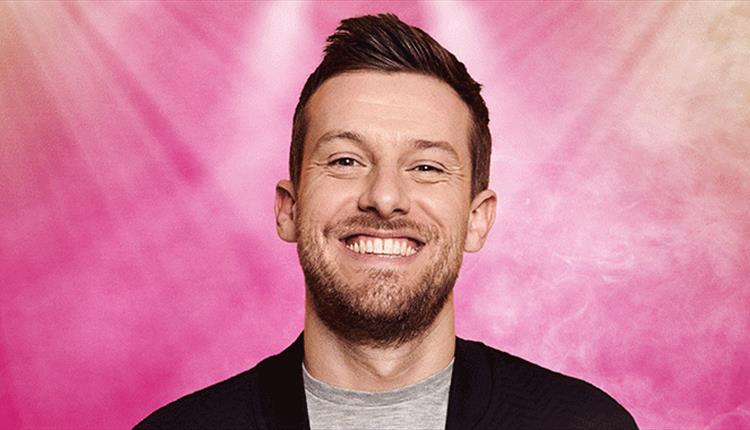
[325,214,437,242]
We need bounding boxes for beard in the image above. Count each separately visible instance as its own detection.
[297,213,464,348]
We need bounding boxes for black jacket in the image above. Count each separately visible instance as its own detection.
[135,334,637,429]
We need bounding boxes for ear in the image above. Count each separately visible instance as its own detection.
[275,180,297,243]
[464,189,497,253]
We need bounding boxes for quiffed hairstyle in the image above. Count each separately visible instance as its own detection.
[290,13,491,197]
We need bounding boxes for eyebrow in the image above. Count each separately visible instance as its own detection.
[313,129,460,160]
[411,138,460,160]
[311,130,372,158]
[315,130,367,151]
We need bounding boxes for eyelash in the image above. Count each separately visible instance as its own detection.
[327,158,445,175]
[412,164,445,174]
[329,157,360,167]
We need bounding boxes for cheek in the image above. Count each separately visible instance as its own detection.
[298,185,357,225]
[413,187,470,227]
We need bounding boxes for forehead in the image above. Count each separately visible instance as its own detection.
[304,71,472,158]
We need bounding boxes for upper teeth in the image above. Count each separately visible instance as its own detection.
[346,237,416,256]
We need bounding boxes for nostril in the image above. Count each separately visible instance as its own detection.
[357,171,410,216]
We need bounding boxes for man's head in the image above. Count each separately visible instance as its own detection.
[290,13,491,198]
[275,14,496,347]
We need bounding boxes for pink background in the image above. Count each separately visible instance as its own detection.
[1,2,749,429]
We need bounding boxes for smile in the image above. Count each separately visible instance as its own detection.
[343,235,421,257]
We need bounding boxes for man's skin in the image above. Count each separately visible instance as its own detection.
[275,71,497,392]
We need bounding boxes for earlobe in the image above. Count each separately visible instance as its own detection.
[464,189,497,253]
[275,180,297,243]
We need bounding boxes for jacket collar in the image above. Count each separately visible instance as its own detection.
[256,333,491,429]
[445,337,493,429]
[256,333,310,429]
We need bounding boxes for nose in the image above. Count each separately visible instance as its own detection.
[358,166,410,219]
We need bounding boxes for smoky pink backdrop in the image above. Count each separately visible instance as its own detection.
[1,2,748,429]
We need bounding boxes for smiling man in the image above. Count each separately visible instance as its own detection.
[136,14,637,429]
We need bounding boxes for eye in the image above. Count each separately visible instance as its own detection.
[328,157,363,169]
[412,164,445,174]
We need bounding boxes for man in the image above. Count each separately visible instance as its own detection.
[137,14,637,429]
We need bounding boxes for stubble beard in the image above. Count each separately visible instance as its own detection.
[297,214,464,348]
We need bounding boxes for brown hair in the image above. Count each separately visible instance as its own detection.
[290,13,491,197]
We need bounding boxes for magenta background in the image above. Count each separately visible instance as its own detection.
[1,2,749,429]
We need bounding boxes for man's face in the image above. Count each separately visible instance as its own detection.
[276,72,495,346]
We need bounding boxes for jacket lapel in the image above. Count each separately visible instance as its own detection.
[445,337,493,429]
[256,333,311,430]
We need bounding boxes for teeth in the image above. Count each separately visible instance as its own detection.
[383,239,393,254]
[346,237,418,257]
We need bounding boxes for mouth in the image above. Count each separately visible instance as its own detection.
[340,233,424,257]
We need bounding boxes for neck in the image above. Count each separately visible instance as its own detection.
[303,293,456,392]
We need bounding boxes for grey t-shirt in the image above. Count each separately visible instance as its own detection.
[303,361,453,430]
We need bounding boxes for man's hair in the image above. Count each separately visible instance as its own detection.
[290,13,491,197]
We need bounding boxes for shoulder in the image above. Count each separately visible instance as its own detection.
[457,338,638,429]
[134,335,306,429]
[133,367,261,429]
